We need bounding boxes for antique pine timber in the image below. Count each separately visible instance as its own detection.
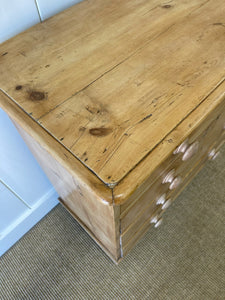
[0,0,224,263]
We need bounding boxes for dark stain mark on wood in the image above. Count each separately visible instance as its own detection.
[84,158,88,162]
[45,64,50,68]
[204,61,207,64]
[162,4,172,9]
[29,91,47,101]
[103,148,107,153]
[167,139,173,143]
[213,22,225,27]
[60,137,64,141]
[19,51,26,57]
[202,124,212,137]
[135,80,143,87]
[86,105,94,114]
[15,85,23,90]
[2,52,8,56]
[124,133,129,136]
[138,113,152,124]
[29,112,33,116]
[108,176,111,179]
[56,112,64,119]
[89,127,112,137]
[86,106,102,115]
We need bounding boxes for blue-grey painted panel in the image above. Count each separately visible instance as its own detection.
[36,0,82,21]
[0,109,56,207]
[0,187,58,257]
[0,181,29,234]
[0,0,40,43]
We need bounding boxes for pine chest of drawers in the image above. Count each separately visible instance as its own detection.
[0,0,224,263]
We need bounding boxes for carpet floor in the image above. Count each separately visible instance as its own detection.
[1,144,225,300]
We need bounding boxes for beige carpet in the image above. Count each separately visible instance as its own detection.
[1,144,225,300]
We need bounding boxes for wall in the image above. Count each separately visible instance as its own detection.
[0,0,82,43]
[0,0,85,255]
[0,109,59,256]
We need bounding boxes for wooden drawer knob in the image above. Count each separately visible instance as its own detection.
[156,195,172,210]
[154,218,163,228]
[169,176,182,190]
[162,170,182,190]
[150,215,163,228]
[162,169,175,184]
[162,199,172,210]
[182,141,199,161]
[173,140,189,155]
[208,148,220,160]
[156,194,166,205]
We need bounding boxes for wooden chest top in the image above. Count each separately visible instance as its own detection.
[0,0,225,205]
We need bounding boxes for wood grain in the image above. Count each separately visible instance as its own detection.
[0,0,225,262]
[0,90,121,261]
[117,81,225,208]
[0,90,113,205]
[1,0,224,187]
[121,130,225,244]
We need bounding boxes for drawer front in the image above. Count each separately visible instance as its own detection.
[121,100,225,215]
[120,103,225,240]
[121,157,203,247]
[121,141,223,255]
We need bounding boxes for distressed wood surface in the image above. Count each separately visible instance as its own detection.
[14,121,121,260]
[1,0,225,262]
[121,151,211,257]
[0,83,121,259]
[117,82,225,207]
[0,0,224,189]
[121,131,225,256]
[0,90,121,261]
[0,90,113,204]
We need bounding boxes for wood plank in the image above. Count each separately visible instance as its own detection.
[0,90,121,260]
[0,0,186,117]
[0,90,113,205]
[1,0,224,188]
[58,197,121,264]
[1,0,224,262]
[117,80,225,207]
[121,132,225,246]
